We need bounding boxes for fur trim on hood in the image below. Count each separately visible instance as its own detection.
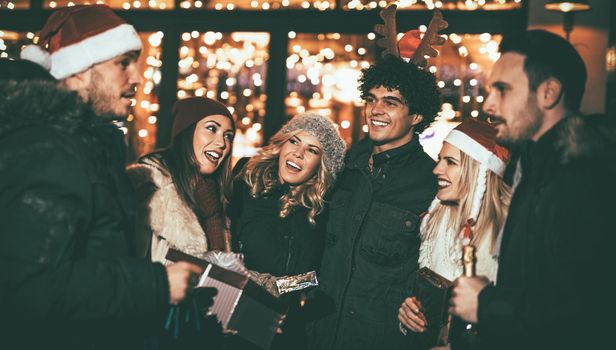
[0,80,101,137]
[0,80,130,178]
[557,113,616,164]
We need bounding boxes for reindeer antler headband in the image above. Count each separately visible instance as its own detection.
[374,4,449,67]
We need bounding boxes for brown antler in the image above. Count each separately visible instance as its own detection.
[410,9,449,67]
[374,4,399,58]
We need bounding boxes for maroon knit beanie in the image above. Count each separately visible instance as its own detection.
[171,97,235,140]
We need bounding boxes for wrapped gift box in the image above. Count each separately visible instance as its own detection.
[166,249,286,349]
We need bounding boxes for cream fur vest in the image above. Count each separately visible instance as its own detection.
[127,156,211,264]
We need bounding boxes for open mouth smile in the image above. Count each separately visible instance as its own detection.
[370,119,390,127]
[437,178,452,190]
[286,160,302,172]
[204,150,222,164]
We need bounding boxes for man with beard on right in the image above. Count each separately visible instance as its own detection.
[448,29,614,349]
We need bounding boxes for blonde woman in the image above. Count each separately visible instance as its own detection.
[398,119,511,347]
[229,112,345,349]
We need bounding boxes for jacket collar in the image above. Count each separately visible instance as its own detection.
[522,113,612,168]
[346,136,422,170]
[0,80,111,138]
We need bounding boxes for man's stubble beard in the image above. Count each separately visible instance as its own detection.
[85,69,127,122]
[498,95,543,148]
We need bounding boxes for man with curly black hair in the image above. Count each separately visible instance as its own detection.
[308,55,439,350]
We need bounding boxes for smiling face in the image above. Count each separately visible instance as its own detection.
[364,86,421,153]
[192,115,234,175]
[433,142,463,202]
[278,131,323,186]
[483,52,543,146]
[83,51,141,120]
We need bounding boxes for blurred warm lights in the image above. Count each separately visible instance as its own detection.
[175,31,270,156]
[11,0,527,11]
[0,1,506,155]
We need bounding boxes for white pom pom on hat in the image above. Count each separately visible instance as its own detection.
[20,45,52,71]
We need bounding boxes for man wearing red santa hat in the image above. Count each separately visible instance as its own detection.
[1,5,202,349]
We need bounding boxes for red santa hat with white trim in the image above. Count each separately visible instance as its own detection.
[432,118,510,245]
[445,118,509,178]
[20,4,141,80]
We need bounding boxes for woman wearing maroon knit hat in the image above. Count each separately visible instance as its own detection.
[127,96,235,263]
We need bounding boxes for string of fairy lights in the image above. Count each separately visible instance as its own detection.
[0,0,523,11]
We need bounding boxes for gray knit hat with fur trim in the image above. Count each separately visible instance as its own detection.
[277,112,346,178]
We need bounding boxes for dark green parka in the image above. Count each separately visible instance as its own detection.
[309,136,437,350]
[0,81,169,349]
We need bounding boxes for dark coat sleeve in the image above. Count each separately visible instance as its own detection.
[126,163,159,259]
[0,129,169,322]
[477,161,613,348]
[229,157,250,251]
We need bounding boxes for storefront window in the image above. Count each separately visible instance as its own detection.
[286,32,375,145]
[177,31,270,159]
[124,32,163,160]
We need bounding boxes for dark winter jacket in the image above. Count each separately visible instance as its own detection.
[0,81,170,349]
[229,157,326,350]
[308,136,437,350]
[477,114,615,350]
[230,158,325,277]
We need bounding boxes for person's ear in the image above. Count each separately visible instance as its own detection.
[538,78,563,110]
[410,114,423,126]
[62,68,93,91]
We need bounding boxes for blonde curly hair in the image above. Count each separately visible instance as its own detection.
[241,129,335,226]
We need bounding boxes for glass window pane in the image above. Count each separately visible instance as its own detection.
[44,0,174,10]
[177,31,270,160]
[124,31,163,160]
[286,33,375,146]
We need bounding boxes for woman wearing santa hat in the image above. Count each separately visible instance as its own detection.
[398,118,511,345]
[127,97,235,263]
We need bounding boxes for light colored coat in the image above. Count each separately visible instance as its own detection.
[127,155,213,264]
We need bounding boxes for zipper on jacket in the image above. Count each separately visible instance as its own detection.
[285,235,294,274]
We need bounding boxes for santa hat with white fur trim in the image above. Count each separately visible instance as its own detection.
[443,118,510,244]
[445,118,509,178]
[21,5,141,80]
